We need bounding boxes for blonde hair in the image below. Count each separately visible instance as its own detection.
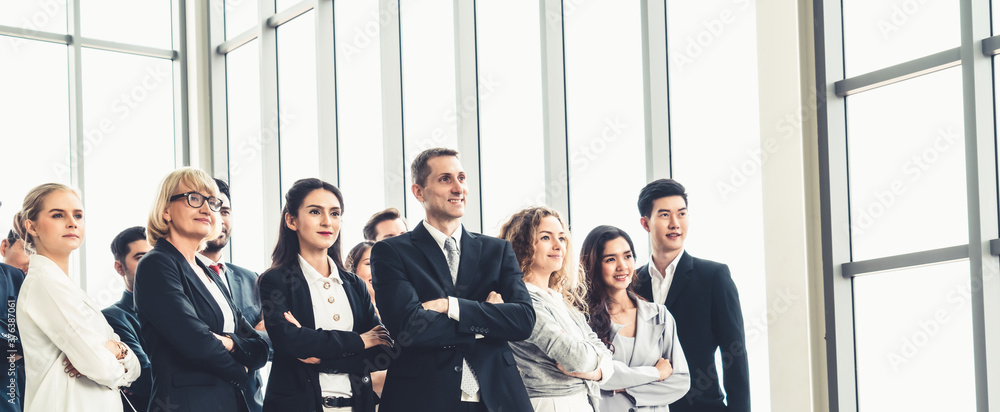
[146,167,222,251]
[498,206,587,313]
[13,183,81,255]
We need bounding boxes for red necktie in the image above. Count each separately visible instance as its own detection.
[209,263,224,275]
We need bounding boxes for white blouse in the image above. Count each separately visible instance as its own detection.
[298,255,354,398]
[17,254,140,412]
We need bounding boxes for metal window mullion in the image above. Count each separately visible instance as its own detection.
[834,48,960,97]
[454,0,482,233]
[841,245,970,277]
[539,0,570,224]
[815,0,856,410]
[982,35,1000,56]
[208,0,230,178]
[379,0,406,214]
[174,0,192,167]
[316,0,339,186]
[79,38,176,60]
[267,0,315,28]
[66,0,86,289]
[259,0,282,264]
[0,25,69,44]
[641,0,670,182]
[959,0,1000,410]
[217,27,259,54]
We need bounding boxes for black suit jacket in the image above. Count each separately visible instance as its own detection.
[0,263,24,412]
[371,223,535,412]
[636,252,750,412]
[102,290,152,412]
[223,262,266,412]
[134,240,269,412]
[257,262,388,412]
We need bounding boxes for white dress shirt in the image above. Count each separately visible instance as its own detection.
[196,253,231,290]
[298,255,354,398]
[18,254,140,412]
[648,250,685,306]
[420,221,481,402]
[192,258,235,333]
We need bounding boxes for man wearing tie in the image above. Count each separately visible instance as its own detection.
[372,148,535,412]
[197,178,266,412]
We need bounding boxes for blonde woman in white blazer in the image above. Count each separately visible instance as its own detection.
[14,184,139,412]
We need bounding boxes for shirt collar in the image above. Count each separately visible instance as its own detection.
[196,253,224,269]
[297,254,342,285]
[524,281,561,304]
[422,220,462,252]
[648,249,685,280]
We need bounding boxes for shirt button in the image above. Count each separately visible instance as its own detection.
[454,365,462,373]
[328,297,335,304]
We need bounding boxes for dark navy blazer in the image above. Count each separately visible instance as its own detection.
[0,263,24,412]
[102,290,151,412]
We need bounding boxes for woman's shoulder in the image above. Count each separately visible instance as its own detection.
[636,299,674,325]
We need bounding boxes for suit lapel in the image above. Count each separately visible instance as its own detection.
[455,229,481,297]
[287,264,318,329]
[664,252,692,309]
[411,223,456,294]
[635,264,654,302]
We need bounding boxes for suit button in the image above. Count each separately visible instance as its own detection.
[332,370,339,374]
[362,376,370,383]
[454,365,462,373]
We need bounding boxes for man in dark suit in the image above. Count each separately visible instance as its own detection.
[0,230,29,274]
[103,226,153,412]
[372,148,535,412]
[198,178,266,412]
[635,179,750,412]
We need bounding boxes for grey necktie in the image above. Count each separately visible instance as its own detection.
[444,237,460,285]
[443,237,479,397]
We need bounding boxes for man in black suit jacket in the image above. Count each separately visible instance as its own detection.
[103,226,153,411]
[372,148,535,412]
[635,179,750,412]
[0,261,24,412]
[198,178,266,412]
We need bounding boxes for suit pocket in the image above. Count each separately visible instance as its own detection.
[172,370,218,387]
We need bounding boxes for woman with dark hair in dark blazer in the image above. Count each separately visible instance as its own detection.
[134,167,269,412]
[258,178,392,412]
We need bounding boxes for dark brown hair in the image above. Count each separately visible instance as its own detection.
[581,225,640,351]
[411,147,459,187]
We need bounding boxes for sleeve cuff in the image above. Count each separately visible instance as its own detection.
[448,296,460,321]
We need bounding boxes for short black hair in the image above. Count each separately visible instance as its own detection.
[5,230,17,245]
[637,179,688,218]
[214,178,231,203]
[362,208,406,241]
[111,226,147,263]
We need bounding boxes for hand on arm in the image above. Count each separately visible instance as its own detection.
[283,312,321,364]
[557,362,602,381]
[485,291,503,304]
[654,358,673,381]
[421,298,449,313]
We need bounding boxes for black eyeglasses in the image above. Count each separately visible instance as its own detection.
[169,192,223,212]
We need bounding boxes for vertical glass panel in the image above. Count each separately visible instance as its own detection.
[82,0,172,49]
[854,260,975,411]
[399,0,458,226]
[0,2,67,34]
[476,0,545,236]
[667,1,770,410]
[0,37,70,244]
[226,41,268,272]
[847,68,966,261]
[842,0,959,77]
[81,50,175,306]
[224,0,260,40]
[564,0,647,258]
[276,0,299,14]
[336,0,386,250]
[277,12,319,196]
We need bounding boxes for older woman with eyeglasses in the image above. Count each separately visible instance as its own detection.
[134,167,269,412]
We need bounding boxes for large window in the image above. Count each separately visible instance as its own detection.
[818,0,997,410]
[0,2,180,307]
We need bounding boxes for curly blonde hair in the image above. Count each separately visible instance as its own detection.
[498,206,587,313]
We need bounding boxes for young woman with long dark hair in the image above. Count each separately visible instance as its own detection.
[581,225,690,411]
[257,178,391,412]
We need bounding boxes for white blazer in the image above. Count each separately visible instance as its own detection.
[17,255,140,412]
[599,299,691,412]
